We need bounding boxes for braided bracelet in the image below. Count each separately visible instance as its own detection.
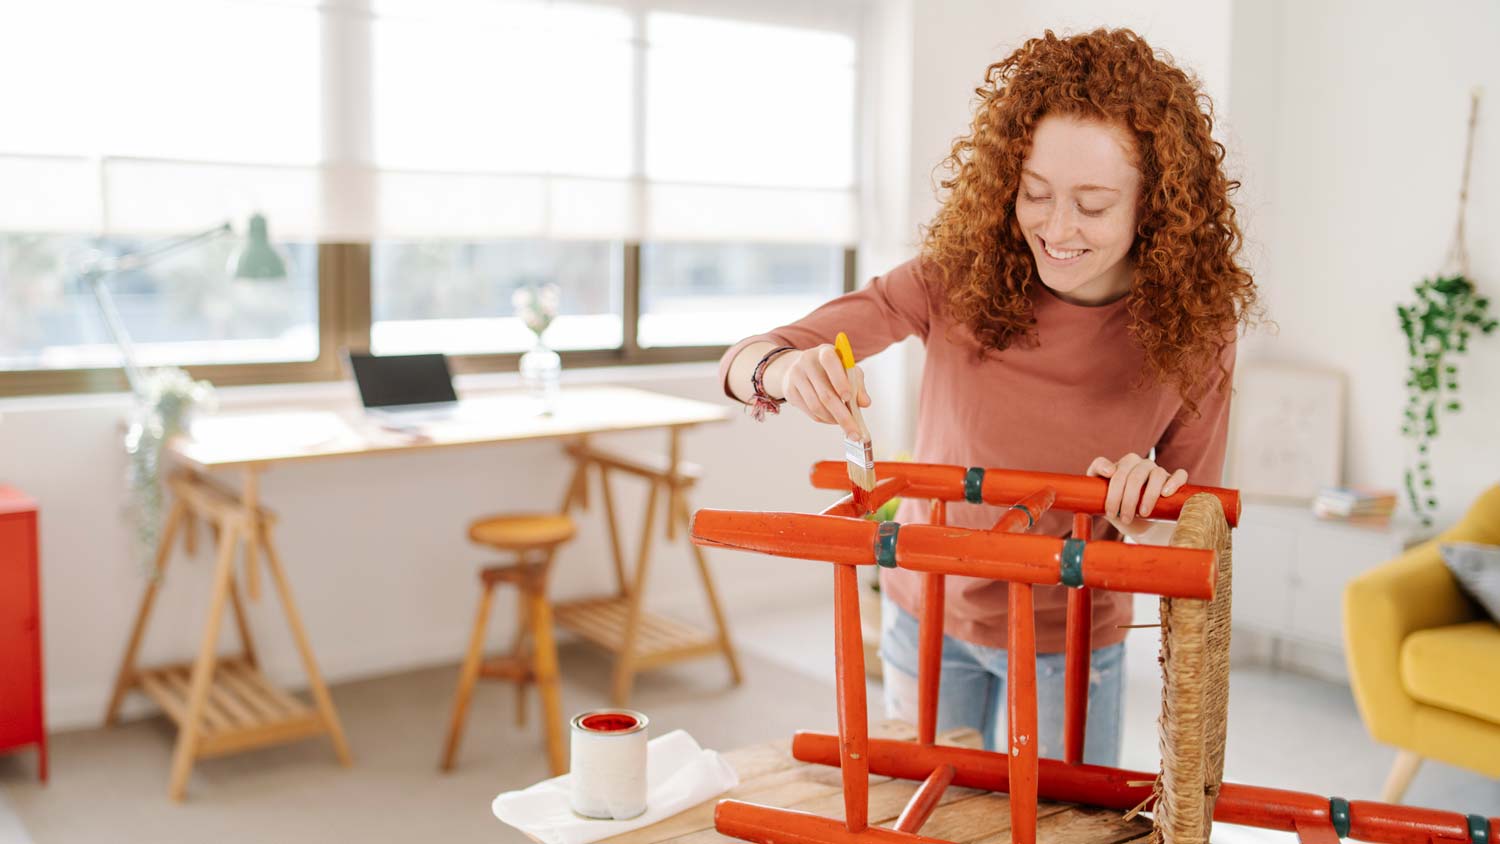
[748,346,796,421]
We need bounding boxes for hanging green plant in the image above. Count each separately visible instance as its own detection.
[1396,89,1493,527]
[125,367,216,575]
[1397,276,1496,526]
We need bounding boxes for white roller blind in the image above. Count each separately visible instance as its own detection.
[0,0,860,243]
[0,0,323,235]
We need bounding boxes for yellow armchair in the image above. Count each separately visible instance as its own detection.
[1344,483,1500,802]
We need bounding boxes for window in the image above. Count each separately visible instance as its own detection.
[0,0,328,389]
[634,12,857,348]
[644,13,855,192]
[371,240,622,355]
[0,0,861,395]
[639,243,845,348]
[0,0,321,166]
[0,234,319,372]
[372,2,633,180]
[365,3,859,358]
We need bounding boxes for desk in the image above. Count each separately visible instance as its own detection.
[104,385,736,800]
[596,721,1152,844]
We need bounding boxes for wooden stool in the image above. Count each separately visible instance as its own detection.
[440,513,575,776]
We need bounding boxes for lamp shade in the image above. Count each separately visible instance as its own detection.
[229,213,289,281]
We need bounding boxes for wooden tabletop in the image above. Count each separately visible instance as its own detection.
[600,721,1152,844]
[170,385,732,471]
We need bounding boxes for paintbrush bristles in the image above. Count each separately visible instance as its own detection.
[843,367,877,495]
[832,331,876,514]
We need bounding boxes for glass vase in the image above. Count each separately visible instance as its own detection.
[519,335,561,415]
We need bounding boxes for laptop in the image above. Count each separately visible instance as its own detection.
[346,351,466,425]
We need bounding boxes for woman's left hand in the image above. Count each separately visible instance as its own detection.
[1086,453,1187,540]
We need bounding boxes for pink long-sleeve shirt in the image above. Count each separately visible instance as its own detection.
[718,256,1234,653]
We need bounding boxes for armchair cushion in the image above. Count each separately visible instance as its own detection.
[1441,541,1500,623]
[1400,620,1500,726]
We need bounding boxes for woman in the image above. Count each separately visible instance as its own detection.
[717,28,1259,764]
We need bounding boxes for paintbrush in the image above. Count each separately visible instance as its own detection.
[834,332,877,516]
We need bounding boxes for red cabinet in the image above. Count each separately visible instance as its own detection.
[0,486,45,782]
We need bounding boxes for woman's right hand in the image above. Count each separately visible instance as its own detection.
[776,344,872,441]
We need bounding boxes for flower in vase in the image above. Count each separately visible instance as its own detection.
[513,282,561,340]
[139,366,217,435]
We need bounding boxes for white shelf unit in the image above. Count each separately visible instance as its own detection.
[1231,500,1425,682]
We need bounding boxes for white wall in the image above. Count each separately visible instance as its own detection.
[1232,0,1500,522]
[879,0,1499,523]
[904,0,1234,233]
[862,0,1236,450]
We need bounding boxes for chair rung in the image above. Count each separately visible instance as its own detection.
[479,562,547,588]
[894,763,957,834]
[479,657,531,682]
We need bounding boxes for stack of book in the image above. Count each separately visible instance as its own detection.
[1312,487,1398,525]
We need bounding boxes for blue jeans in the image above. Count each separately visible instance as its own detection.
[879,595,1124,766]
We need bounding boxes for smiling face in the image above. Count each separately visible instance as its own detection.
[1015,114,1143,306]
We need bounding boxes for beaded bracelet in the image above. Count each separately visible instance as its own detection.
[748,346,797,421]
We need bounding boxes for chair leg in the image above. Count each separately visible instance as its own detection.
[513,587,531,728]
[527,579,567,776]
[441,580,496,772]
[1380,750,1422,803]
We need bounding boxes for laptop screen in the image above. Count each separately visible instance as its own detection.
[347,352,458,408]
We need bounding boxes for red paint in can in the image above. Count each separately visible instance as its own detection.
[580,713,640,733]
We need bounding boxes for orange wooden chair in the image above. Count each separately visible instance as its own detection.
[691,461,1498,844]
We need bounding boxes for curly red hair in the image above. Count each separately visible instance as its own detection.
[922,28,1260,417]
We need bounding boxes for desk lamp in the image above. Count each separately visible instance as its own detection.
[80,212,289,397]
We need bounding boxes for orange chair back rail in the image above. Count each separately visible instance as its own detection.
[689,462,1498,844]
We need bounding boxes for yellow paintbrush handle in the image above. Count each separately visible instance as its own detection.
[832,332,869,439]
[834,332,855,370]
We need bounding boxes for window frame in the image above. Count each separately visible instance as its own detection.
[0,242,856,397]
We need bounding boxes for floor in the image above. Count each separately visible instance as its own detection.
[0,638,838,844]
[2,595,1496,844]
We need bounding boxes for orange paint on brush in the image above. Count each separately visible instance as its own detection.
[851,484,872,517]
[820,477,910,518]
[833,333,877,510]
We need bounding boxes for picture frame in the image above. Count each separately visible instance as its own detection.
[1227,364,1346,503]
